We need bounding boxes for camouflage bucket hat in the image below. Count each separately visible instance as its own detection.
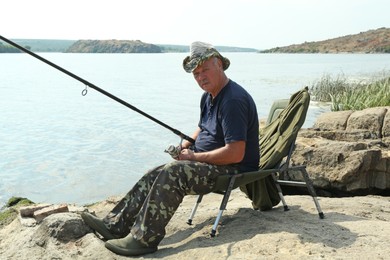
[182,41,230,73]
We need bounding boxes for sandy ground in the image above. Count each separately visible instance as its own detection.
[1,190,389,259]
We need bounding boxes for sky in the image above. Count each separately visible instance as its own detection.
[1,0,389,50]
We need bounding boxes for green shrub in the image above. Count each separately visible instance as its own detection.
[310,73,349,102]
[310,72,390,111]
[1,197,34,229]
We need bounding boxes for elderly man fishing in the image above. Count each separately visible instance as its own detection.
[81,41,260,256]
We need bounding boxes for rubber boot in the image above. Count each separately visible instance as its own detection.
[105,234,157,256]
[81,212,120,240]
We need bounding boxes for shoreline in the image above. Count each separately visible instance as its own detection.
[1,190,390,259]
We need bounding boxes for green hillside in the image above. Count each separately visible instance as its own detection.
[12,39,76,52]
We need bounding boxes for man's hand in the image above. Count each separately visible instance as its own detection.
[178,141,245,165]
[178,148,195,161]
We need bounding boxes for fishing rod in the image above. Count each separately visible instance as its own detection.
[0,35,195,144]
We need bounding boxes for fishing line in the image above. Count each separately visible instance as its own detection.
[0,35,195,143]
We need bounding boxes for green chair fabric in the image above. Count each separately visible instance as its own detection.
[239,87,310,210]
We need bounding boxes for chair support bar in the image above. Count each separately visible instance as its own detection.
[276,180,307,187]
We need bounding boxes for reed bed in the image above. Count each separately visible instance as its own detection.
[310,72,390,111]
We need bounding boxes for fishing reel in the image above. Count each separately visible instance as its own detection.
[164,144,182,159]
[164,137,183,159]
[164,137,195,159]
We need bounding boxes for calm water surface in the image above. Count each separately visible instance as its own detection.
[1,52,389,208]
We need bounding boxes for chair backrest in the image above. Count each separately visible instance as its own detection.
[265,99,289,125]
[214,88,310,197]
[259,87,310,170]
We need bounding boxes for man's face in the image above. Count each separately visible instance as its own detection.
[192,57,223,94]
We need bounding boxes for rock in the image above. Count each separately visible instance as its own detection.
[18,214,38,227]
[19,204,51,218]
[383,107,390,137]
[291,106,390,196]
[346,107,388,138]
[314,110,353,130]
[33,204,69,223]
[17,204,89,227]
[32,212,91,247]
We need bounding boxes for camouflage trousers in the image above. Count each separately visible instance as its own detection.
[103,160,239,247]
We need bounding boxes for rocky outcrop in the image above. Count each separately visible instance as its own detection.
[261,27,390,53]
[290,106,390,196]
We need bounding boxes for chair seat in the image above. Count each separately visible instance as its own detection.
[213,169,275,192]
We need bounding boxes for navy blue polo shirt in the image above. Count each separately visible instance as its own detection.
[194,80,259,171]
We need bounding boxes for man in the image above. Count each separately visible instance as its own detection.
[81,41,259,256]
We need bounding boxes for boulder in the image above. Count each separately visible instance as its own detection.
[346,107,388,138]
[314,110,353,130]
[32,212,91,247]
[291,106,389,196]
[383,107,390,138]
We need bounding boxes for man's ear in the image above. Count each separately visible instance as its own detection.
[216,57,223,70]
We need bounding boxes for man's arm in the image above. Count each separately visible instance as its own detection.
[181,128,201,149]
[179,140,245,165]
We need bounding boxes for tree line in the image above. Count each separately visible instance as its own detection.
[0,42,32,53]
[0,42,21,53]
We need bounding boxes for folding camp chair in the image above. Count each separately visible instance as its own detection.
[187,87,324,237]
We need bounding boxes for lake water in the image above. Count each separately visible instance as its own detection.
[1,52,389,208]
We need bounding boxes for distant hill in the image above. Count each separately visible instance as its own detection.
[67,41,258,53]
[0,38,258,53]
[12,39,76,52]
[66,40,162,53]
[212,45,258,53]
[3,28,390,54]
[261,27,390,53]
[158,44,258,53]
[1,39,75,53]
[0,42,21,53]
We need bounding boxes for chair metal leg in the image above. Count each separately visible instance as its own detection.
[210,174,237,237]
[187,195,203,225]
[275,165,325,219]
[297,166,325,219]
[271,172,289,211]
[211,210,224,237]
